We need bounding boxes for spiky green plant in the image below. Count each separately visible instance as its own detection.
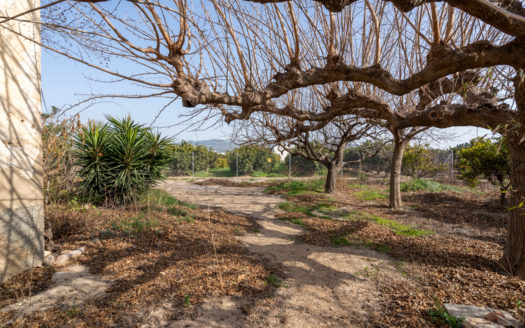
[74,116,172,205]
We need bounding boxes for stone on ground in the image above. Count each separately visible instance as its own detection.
[445,303,522,328]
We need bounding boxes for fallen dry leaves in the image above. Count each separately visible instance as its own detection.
[265,178,524,327]
[0,198,273,327]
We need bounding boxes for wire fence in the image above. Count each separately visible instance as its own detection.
[166,150,463,184]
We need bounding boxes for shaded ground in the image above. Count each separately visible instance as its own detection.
[1,176,523,327]
[175,177,525,327]
[160,179,403,327]
[340,182,507,244]
[0,193,273,327]
[264,178,524,327]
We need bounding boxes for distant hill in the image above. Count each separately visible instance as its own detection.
[187,139,235,153]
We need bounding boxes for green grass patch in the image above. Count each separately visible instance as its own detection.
[111,216,160,234]
[144,189,177,206]
[278,202,312,215]
[250,171,286,178]
[278,200,338,218]
[265,179,325,195]
[429,299,464,328]
[288,218,305,225]
[331,236,353,246]
[400,179,465,193]
[346,211,432,237]
[349,184,388,201]
[331,235,391,252]
[168,206,188,217]
[195,168,235,177]
[265,274,284,287]
[144,189,197,209]
[353,189,388,201]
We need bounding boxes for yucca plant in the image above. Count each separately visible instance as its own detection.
[74,116,172,205]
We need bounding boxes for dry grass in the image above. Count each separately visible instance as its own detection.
[0,191,273,327]
[272,179,525,327]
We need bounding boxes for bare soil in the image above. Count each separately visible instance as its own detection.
[1,176,523,327]
[0,198,273,327]
[166,177,525,327]
[159,179,404,327]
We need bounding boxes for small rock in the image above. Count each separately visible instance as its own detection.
[54,247,86,266]
[445,304,522,328]
[44,255,55,266]
[44,250,52,257]
[464,317,504,328]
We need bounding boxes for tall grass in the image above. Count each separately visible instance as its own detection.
[400,179,464,193]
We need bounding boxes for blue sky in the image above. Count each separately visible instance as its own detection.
[41,49,234,143]
[41,32,492,149]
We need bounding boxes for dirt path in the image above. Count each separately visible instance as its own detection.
[159,179,401,327]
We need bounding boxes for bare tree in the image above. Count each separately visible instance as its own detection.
[238,111,378,192]
[4,0,525,276]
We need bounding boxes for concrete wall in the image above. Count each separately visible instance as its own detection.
[0,0,44,282]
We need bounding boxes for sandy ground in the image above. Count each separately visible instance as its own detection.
[158,178,401,327]
[0,265,109,318]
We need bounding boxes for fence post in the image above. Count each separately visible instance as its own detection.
[288,153,292,179]
[236,152,239,178]
[192,152,194,177]
[449,149,454,181]
[171,149,175,176]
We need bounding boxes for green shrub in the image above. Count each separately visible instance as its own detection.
[74,116,172,205]
[227,145,279,175]
[213,157,229,169]
[266,179,325,195]
[169,141,218,176]
[400,179,462,193]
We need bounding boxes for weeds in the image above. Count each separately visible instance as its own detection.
[331,236,352,246]
[266,179,324,195]
[278,200,337,218]
[346,211,432,237]
[330,235,391,252]
[145,189,198,209]
[183,294,192,306]
[349,184,388,201]
[429,299,464,328]
[355,266,379,278]
[265,274,283,287]
[278,202,312,215]
[168,206,188,217]
[111,216,160,234]
[354,190,388,201]
[394,261,408,277]
[289,218,305,226]
[401,179,466,193]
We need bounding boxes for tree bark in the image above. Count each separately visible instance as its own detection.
[504,137,525,278]
[325,162,338,194]
[389,135,407,209]
[504,74,525,278]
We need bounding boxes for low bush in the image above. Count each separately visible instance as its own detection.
[74,116,172,205]
[400,179,463,193]
[265,179,325,195]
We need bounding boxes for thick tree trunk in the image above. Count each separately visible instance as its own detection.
[504,74,525,278]
[504,138,525,278]
[389,136,406,209]
[325,163,338,194]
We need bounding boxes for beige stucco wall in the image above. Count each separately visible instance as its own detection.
[0,0,43,282]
